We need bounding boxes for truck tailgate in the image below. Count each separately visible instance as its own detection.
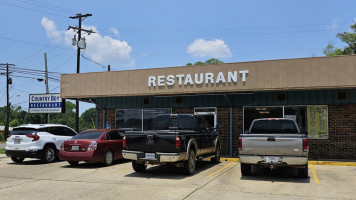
[241,134,304,156]
[125,131,178,153]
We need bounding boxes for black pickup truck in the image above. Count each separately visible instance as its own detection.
[122,114,221,175]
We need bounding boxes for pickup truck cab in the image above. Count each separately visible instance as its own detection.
[238,118,308,178]
[122,114,221,175]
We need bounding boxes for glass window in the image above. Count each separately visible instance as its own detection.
[143,109,171,131]
[63,127,76,136]
[244,107,283,131]
[10,128,36,136]
[116,109,142,130]
[243,105,328,139]
[116,108,171,131]
[151,115,197,131]
[73,131,104,139]
[250,119,299,134]
[107,131,122,140]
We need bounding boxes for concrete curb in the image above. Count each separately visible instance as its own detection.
[220,157,356,167]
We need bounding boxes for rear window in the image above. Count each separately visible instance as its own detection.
[72,131,104,139]
[10,128,37,136]
[151,115,197,130]
[250,120,299,134]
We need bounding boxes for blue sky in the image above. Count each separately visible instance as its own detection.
[0,0,355,114]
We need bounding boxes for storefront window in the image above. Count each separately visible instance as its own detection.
[116,109,142,130]
[243,106,328,139]
[116,108,171,131]
[143,109,171,131]
[243,107,283,131]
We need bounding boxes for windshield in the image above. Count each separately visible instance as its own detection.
[151,115,197,130]
[250,120,299,134]
[72,131,104,139]
[10,128,37,136]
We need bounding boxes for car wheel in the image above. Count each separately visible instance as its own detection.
[68,161,79,166]
[184,150,196,175]
[132,161,146,172]
[11,157,24,163]
[41,146,56,163]
[210,144,221,164]
[104,150,114,166]
[298,164,308,179]
[241,163,251,176]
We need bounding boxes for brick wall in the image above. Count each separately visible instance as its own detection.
[308,105,356,160]
[98,105,356,160]
[97,109,116,129]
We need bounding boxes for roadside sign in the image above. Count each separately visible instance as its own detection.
[29,93,65,114]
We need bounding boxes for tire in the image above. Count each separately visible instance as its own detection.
[184,150,196,175]
[132,161,147,172]
[241,163,251,176]
[41,146,56,163]
[210,143,221,164]
[68,161,79,166]
[104,150,114,166]
[298,164,308,179]
[11,157,24,163]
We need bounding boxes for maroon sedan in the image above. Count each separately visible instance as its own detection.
[59,129,125,166]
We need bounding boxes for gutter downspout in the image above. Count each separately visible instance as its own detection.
[223,94,233,157]
[89,98,105,129]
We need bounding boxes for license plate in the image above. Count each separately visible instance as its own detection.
[71,146,79,151]
[14,139,21,144]
[145,153,155,159]
[265,156,281,163]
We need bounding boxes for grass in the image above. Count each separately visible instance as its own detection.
[0,149,5,154]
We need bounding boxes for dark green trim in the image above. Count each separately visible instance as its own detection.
[95,89,356,109]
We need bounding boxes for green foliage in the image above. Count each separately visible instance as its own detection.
[80,108,96,131]
[186,58,224,66]
[324,22,356,56]
[50,101,76,129]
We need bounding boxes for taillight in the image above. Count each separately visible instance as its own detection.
[123,136,126,148]
[6,134,11,139]
[175,136,181,149]
[303,139,308,152]
[88,141,97,151]
[238,138,242,151]
[27,134,40,141]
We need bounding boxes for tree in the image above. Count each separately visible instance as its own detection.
[324,22,356,56]
[186,58,223,66]
[50,101,76,129]
[80,107,96,130]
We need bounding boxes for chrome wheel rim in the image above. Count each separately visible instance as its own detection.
[46,148,55,162]
[189,152,195,171]
[105,151,113,165]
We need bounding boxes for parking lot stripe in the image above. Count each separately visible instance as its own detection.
[119,168,131,172]
[310,164,320,184]
[207,162,234,177]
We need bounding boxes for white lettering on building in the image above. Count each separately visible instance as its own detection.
[147,70,249,87]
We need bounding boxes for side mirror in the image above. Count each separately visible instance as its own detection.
[215,125,221,132]
[302,130,308,135]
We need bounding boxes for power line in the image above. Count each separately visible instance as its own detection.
[23,0,75,14]
[0,1,67,17]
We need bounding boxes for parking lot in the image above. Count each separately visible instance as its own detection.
[0,155,355,200]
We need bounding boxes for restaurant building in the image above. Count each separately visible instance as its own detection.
[61,55,356,160]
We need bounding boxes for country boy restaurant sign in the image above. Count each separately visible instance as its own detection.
[29,93,64,114]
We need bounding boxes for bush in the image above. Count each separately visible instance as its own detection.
[0,131,5,142]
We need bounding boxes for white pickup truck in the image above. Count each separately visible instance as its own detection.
[238,118,308,178]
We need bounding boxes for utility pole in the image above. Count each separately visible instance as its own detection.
[0,63,15,138]
[108,65,110,71]
[68,13,94,133]
[44,53,50,123]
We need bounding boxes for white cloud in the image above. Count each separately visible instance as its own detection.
[187,39,232,58]
[110,27,120,37]
[327,18,340,31]
[41,17,134,67]
[41,17,62,43]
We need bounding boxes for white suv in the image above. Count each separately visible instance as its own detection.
[5,124,76,163]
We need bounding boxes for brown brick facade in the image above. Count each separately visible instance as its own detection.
[99,105,356,160]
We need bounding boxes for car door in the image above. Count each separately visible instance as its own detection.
[197,116,215,154]
[106,131,123,159]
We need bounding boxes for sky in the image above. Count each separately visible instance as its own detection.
[0,0,356,115]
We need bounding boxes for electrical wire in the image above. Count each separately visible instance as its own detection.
[0,1,67,18]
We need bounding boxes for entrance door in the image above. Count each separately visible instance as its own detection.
[194,107,217,128]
